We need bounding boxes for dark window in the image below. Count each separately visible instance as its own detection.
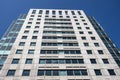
[32,10,36,14]
[98,50,104,54]
[37,70,44,76]
[39,10,43,14]
[19,42,25,46]
[28,22,32,24]
[46,10,49,14]
[102,59,109,64]
[88,31,92,34]
[59,11,62,15]
[77,11,81,15]
[77,27,81,29]
[16,49,23,54]
[81,69,88,75]
[108,69,116,75]
[91,37,96,40]
[30,42,36,46]
[12,59,19,64]
[86,27,90,29]
[26,26,31,28]
[90,59,97,64]
[81,37,86,40]
[24,30,29,33]
[94,43,99,47]
[22,70,30,76]
[22,36,27,39]
[35,26,39,28]
[25,59,33,64]
[84,43,89,46]
[84,23,87,25]
[45,70,51,76]
[71,11,75,15]
[28,49,34,54]
[67,70,73,76]
[79,31,84,34]
[52,11,56,15]
[36,22,40,24]
[7,70,16,76]
[33,31,38,34]
[32,36,37,39]
[74,70,80,75]
[78,59,84,64]
[65,11,68,15]
[87,50,92,54]
[94,69,102,75]
[53,70,59,76]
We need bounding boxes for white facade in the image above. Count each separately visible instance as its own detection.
[0,9,120,80]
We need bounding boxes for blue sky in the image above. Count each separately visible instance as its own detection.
[0,0,120,49]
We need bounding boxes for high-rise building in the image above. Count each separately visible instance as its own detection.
[0,9,120,80]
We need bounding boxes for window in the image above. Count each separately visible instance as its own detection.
[84,43,89,46]
[32,10,36,14]
[19,42,25,46]
[39,10,43,14]
[33,31,38,34]
[30,42,36,46]
[71,11,75,15]
[36,22,40,24]
[84,23,87,25]
[90,59,97,64]
[35,26,39,28]
[79,31,84,34]
[88,31,93,34]
[86,27,90,29]
[81,69,88,75]
[94,69,102,75]
[76,23,80,25]
[98,50,104,54]
[94,43,99,47]
[102,59,109,64]
[24,30,29,34]
[37,18,41,20]
[59,70,67,76]
[30,15,34,17]
[67,70,73,76]
[11,59,19,64]
[108,69,116,75]
[59,11,62,15]
[28,49,34,54]
[37,70,44,76]
[52,11,56,15]
[81,37,86,40]
[32,36,37,39]
[25,59,33,64]
[37,69,88,76]
[28,22,32,24]
[22,36,27,39]
[87,50,92,54]
[45,70,51,76]
[91,37,96,40]
[65,11,68,15]
[82,19,85,22]
[77,11,81,15]
[16,49,23,54]
[46,10,49,14]
[77,27,81,29]
[80,16,84,18]
[22,70,30,76]
[74,19,78,21]
[26,26,31,28]
[7,70,16,76]
[29,18,33,20]
[53,70,59,76]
